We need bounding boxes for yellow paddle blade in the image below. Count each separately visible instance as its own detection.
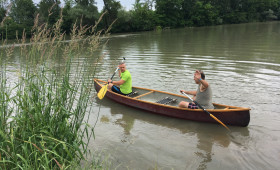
[97,84,108,99]
[210,114,230,131]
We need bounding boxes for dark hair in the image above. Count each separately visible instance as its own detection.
[199,70,205,79]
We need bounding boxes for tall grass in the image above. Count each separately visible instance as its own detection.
[0,11,108,169]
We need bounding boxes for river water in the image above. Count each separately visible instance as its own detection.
[89,22,280,169]
[2,21,280,169]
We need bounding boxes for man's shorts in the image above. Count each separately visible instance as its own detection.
[112,85,127,96]
[188,103,199,109]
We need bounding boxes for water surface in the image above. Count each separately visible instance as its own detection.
[2,21,280,169]
[90,22,280,169]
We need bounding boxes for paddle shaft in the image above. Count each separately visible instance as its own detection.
[181,91,230,131]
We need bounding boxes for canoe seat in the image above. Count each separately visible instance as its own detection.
[126,91,138,97]
[156,97,177,105]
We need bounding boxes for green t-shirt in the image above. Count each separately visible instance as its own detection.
[120,70,132,94]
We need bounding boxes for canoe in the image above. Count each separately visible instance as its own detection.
[94,79,250,127]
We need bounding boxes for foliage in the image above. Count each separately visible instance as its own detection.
[9,0,37,26]
[102,0,122,31]
[38,0,61,26]
[131,0,158,31]
[1,0,280,39]
[155,0,184,28]
[61,1,73,34]
[111,8,132,33]
[0,9,108,169]
[71,0,99,27]
[190,1,219,26]
[0,7,5,22]
[182,0,197,26]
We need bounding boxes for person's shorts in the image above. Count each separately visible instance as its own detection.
[188,103,198,109]
[112,85,128,96]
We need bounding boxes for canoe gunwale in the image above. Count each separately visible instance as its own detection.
[94,78,250,127]
[94,79,250,112]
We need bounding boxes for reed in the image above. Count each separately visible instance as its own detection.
[0,10,109,169]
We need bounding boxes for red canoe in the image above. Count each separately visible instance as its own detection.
[94,79,250,127]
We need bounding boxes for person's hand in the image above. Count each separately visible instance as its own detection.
[194,70,201,80]
[108,79,112,83]
[180,90,184,93]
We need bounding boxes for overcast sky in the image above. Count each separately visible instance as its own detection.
[95,0,135,11]
[33,0,135,11]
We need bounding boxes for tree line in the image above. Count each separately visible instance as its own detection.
[1,0,280,39]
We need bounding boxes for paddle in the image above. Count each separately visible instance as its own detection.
[181,91,230,131]
[97,57,125,99]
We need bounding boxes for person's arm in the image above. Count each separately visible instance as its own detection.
[199,79,209,89]
[180,90,197,100]
[109,79,125,86]
[194,70,209,89]
[180,90,197,96]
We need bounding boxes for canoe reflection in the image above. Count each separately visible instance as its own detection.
[96,97,249,169]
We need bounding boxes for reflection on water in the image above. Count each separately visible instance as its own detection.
[90,22,280,169]
[2,21,280,169]
[94,97,250,169]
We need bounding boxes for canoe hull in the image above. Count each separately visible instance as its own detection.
[94,79,250,127]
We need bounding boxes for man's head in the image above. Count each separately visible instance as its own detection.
[118,62,126,73]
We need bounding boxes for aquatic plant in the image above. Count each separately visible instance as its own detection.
[0,10,109,169]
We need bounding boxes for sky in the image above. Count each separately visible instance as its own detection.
[33,0,135,11]
[95,0,135,11]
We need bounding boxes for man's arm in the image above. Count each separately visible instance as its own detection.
[194,70,209,89]
[109,79,125,85]
[180,90,197,96]
[180,90,197,100]
[200,79,209,89]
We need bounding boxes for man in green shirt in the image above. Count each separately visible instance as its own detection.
[108,62,132,95]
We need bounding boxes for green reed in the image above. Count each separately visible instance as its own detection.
[0,12,109,169]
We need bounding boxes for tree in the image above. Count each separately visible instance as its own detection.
[0,0,8,23]
[10,0,37,26]
[102,0,121,30]
[276,0,280,19]
[75,0,95,6]
[131,0,158,31]
[61,1,73,33]
[155,0,184,28]
[0,6,6,23]
[111,8,132,33]
[70,0,99,27]
[182,0,197,26]
[190,1,219,26]
[38,0,61,26]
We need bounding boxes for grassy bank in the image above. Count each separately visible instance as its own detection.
[0,13,108,169]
